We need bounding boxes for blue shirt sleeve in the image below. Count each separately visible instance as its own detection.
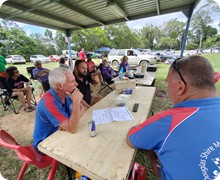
[128,115,172,152]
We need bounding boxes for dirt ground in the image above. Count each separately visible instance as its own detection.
[0,83,113,145]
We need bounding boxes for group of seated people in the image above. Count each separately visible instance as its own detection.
[32,55,220,180]
[0,54,134,114]
[1,54,220,179]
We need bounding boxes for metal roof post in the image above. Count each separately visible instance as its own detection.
[66,29,73,69]
[180,3,195,58]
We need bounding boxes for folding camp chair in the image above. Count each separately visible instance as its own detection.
[98,63,114,94]
[26,67,44,96]
[0,76,37,114]
[0,77,18,114]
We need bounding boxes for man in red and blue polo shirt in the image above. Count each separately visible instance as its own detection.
[127,56,220,180]
[33,67,85,153]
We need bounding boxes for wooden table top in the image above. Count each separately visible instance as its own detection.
[38,86,156,180]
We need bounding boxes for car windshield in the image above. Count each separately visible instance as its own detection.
[14,55,22,58]
[37,55,46,58]
[53,55,59,58]
[133,49,141,55]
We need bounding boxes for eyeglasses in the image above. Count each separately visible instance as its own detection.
[171,59,186,85]
[14,70,19,73]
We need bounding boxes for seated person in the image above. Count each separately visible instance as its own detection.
[33,60,50,92]
[59,57,69,68]
[119,55,130,73]
[73,60,102,109]
[126,56,220,179]
[33,67,85,153]
[6,66,35,112]
[100,59,117,84]
[86,54,101,85]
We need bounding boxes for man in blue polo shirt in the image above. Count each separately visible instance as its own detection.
[126,56,220,180]
[33,67,85,153]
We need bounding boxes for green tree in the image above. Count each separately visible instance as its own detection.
[140,25,161,49]
[54,31,67,55]
[156,37,178,49]
[0,21,38,60]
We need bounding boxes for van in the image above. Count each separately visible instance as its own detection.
[108,49,156,67]
[62,50,78,59]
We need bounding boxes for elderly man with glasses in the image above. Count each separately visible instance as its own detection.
[33,60,50,92]
[6,66,34,112]
[126,56,220,180]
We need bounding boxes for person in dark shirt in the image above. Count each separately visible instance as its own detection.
[6,66,35,112]
[73,60,102,109]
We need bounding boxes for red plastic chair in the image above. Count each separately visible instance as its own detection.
[214,72,220,83]
[0,129,59,180]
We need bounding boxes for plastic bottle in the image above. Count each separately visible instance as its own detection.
[119,67,123,79]
[81,175,89,180]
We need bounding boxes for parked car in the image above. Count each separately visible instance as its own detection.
[108,49,157,68]
[5,55,26,64]
[158,52,179,62]
[49,55,61,62]
[30,55,51,63]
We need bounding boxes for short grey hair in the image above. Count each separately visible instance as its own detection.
[49,67,72,90]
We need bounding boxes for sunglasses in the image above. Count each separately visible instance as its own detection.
[171,59,186,85]
[14,70,19,73]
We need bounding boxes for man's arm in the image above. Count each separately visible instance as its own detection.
[126,133,135,148]
[81,99,91,109]
[59,89,84,133]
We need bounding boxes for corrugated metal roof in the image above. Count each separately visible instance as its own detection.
[0,0,201,31]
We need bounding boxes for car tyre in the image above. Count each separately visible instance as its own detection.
[112,60,119,68]
[139,60,149,66]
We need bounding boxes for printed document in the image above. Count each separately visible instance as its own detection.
[93,106,134,124]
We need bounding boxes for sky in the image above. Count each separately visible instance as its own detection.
[1,0,220,35]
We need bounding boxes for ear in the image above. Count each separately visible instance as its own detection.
[56,83,62,90]
[176,80,186,96]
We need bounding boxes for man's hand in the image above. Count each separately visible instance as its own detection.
[69,88,83,104]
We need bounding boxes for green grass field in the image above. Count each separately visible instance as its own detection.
[0,54,220,180]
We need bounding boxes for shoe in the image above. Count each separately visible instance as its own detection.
[24,107,34,112]
[29,106,36,110]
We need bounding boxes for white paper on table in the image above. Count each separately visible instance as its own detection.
[93,106,134,124]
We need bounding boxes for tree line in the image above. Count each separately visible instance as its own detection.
[0,0,219,60]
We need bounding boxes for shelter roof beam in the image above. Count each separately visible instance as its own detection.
[3,1,84,29]
[0,12,65,31]
[57,1,105,26]
[155,0,161,15]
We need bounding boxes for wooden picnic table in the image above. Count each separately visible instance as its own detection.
[112,66,157,86]
[38,86,156,180]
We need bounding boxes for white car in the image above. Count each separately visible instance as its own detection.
[108,49,157,68]
[5,55,26,64]
[30,55,51,63]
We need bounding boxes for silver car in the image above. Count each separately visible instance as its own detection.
[30,55,51,63]
[5,55,26,64]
